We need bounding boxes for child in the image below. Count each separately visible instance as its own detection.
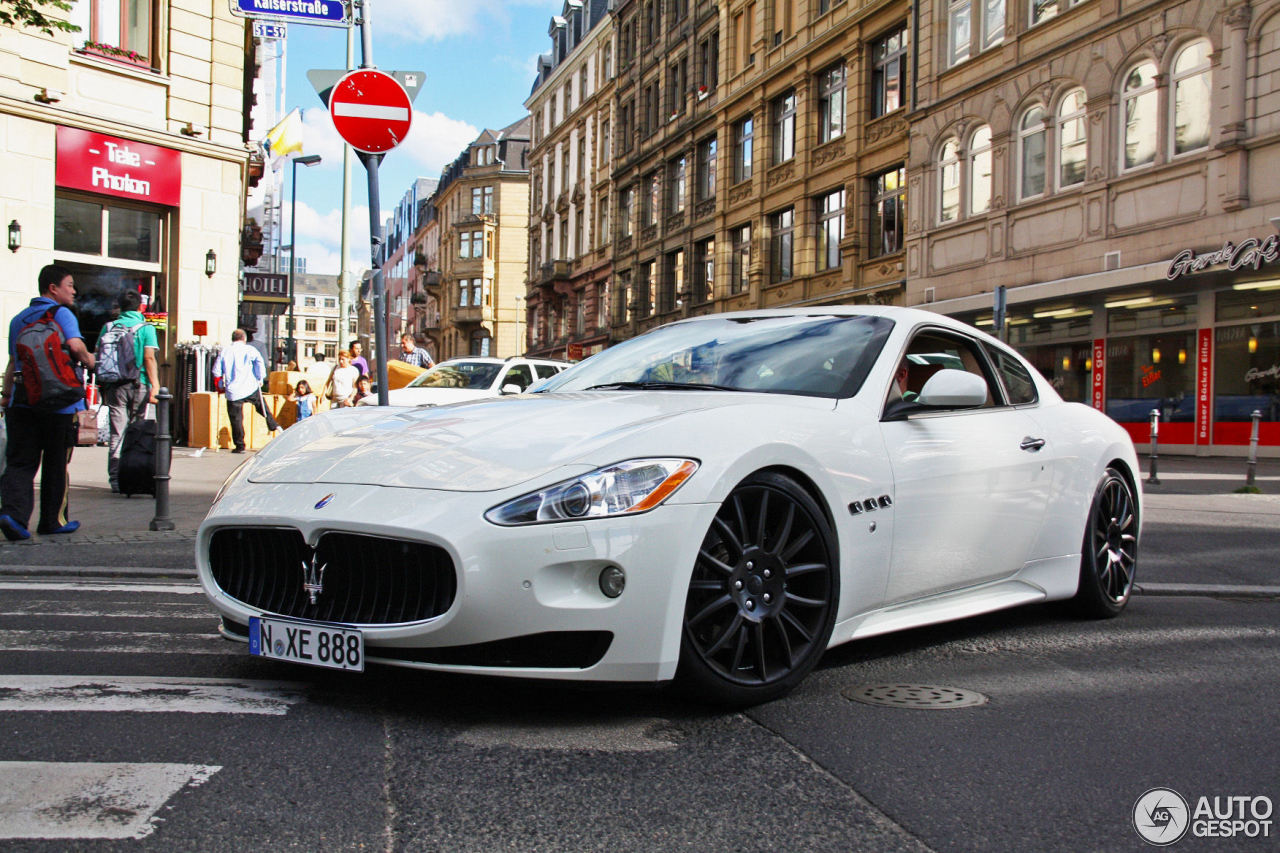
[353,374,373,405]
[288,379,316,422]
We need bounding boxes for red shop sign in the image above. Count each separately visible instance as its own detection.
[1091,338,1106,412]
[1195,328,1213,445]
[56,126,181,206]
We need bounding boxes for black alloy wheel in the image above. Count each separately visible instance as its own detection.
[1074,466,1138,618]
[678,471,838,706]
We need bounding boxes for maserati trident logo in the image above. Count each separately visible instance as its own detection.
[301,549,327,605]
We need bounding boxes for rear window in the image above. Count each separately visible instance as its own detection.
[987,346,1038,405]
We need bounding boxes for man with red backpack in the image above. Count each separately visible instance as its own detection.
[0,265,96,540]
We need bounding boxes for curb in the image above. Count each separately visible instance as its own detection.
[1135,582,1280,599]
[0,565,196,579]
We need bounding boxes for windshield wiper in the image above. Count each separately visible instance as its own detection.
[584,381,738,392]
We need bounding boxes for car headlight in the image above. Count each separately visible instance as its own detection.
[211,457,255,508]
[485,458,699,526]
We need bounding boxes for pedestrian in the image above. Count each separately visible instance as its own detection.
[398,332,434,369]
[287,379,316,422]
[0,264,96,539]
[212,328,278,454]
[322,350,359,408]
[349,340,370,378]
[352,374,373,405]
[98,289,159,493]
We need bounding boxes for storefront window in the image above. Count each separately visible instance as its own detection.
[1106,295,1196,334]
[1019,343,1093,403]
[1214,285,1280,442]
[54,198,103,255]
[1105,332,1196,424]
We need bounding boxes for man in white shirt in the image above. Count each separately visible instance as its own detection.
[212,329,278,453]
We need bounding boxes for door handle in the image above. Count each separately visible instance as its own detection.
[1020,436,1046,452]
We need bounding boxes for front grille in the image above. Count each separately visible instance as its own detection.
[209,528,456,625]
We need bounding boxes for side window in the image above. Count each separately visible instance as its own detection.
[534,364,560,380]
[503,364,535,391]
[986,345,1038,405]
[887,331,998,410]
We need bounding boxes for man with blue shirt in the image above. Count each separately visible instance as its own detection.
[212,328,278,453]
[0,265,96,540]
[101,288,159,493]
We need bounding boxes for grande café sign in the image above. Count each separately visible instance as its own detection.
[1167,234,1279,280]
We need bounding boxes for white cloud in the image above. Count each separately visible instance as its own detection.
[301,105,477,178]
[284,200,401,276]
[377,0,560,43]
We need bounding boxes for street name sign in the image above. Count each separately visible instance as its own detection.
[327,69,413,154]
[252,21,288,39]
[230,0,348,27]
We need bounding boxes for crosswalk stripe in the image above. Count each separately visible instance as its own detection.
[0,603,213,619]
[0,762,220,840]
[0,675,308,715]
[0,581,202,595]
[0,630,227,655]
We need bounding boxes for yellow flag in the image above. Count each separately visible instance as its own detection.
[263,108,303,160]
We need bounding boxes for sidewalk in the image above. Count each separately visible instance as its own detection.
[0,446,1275,577]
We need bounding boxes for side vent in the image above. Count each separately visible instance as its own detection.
[924,287,936,303]
[1104,251,1121,271]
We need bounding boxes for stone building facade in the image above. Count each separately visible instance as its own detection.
[905,0,1280,455]
[0,1,252,388]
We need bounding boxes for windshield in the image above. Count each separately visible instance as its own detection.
[406,361,502,390]
[538,314,893,398]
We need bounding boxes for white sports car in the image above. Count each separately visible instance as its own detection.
[198,307,1141,705]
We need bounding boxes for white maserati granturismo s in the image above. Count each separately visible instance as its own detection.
[197,307,1141,705]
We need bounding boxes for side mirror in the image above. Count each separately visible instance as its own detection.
[501,383,524,395]
[917,369,989,407]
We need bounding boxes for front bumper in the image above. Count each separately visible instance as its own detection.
[197,481,717,683]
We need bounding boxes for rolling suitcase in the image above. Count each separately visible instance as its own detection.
[118,419,157,497]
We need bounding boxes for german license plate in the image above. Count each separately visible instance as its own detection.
[249,615,364,672]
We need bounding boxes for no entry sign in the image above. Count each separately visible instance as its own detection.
[328,69,413,154]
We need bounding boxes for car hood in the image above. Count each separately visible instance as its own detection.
[247,392,793,492]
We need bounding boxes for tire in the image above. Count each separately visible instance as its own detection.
[1073,466,1138,618]
[677,471,839,706]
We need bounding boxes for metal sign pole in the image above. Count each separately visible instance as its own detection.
[355,0,390,405]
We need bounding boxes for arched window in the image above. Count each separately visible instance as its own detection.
[1018,106,1046,199]
[969,125,993,214]
[1057,88,1087,188]
[1121,60,1158,170]
[1172,39,1211,155]
[939,138,960,222]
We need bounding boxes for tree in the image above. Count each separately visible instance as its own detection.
[0,1,79,36]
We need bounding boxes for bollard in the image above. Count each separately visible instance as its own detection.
[1146,408,1161,485]
[1246,409,1261,489]
[149,387,175,531]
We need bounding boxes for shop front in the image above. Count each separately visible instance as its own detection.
[53,126,179,355]
[950,231,1280,456]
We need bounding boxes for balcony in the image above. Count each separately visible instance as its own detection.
[420,270,442,291]
[452,304,493,325]
[538,260,572,284]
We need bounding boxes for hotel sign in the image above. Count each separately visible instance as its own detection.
[243,273,289,304]
[56,127,181,206]
[1166,235,1279,280]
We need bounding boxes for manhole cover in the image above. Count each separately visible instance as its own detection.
[844,683,989,709]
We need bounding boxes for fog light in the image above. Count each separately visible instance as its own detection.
[599,566,626,598]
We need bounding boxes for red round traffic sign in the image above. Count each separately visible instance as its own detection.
[328,69,413,154]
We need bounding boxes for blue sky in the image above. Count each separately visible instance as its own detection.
[277,0,559,276]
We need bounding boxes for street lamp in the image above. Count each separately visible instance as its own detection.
[287,154,323,366]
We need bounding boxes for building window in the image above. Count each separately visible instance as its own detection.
[1030,0,1083,27]
[870,166,905,257]
[576,209,585,257]
[662,249,683,313]
[603,43,613,79]
[667,56,688,120]
[324,297,337,308]
[470,331,491,357]
[817,62,846,143]
[1121,60,1158,170]
[947,0,971,67]
[596,194,610,248]
[642,171,660,226]
[668,156,687,214]
[1172,39,1211,156]
[460,231,483,258]
[817,188,844,272]
[698,31,719,93]
[1018,106,1046,199]
[969,125,993,215]
[637,260,655,317]
[769,207,794,282]
[599,119,611,165]
[559,216,569,259]
[772,91,796,164]
[982,0,1005,50]
[939,138,960,222]
[1057,88,1087,189]
[303,297,317,307]
[71,0,154,63]
[325,319,337,333]
[305,319,317,333]
[595,282,608,330]
[620,186,634,237]
[323,343,336,359]
[694,238,714,303]
[734,116,754,183]
[697,136,717,201]
[730,224,751,294]
[872,28,907,118]
[471,186,494,215]
[614,272,632,324]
